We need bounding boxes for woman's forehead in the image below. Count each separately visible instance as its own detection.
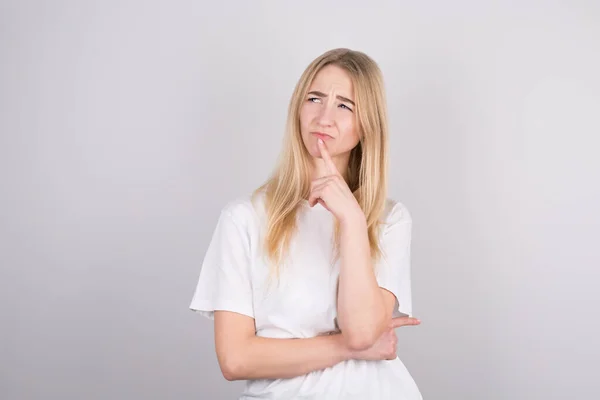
[309,65,354,98]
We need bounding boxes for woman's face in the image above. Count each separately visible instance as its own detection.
[299,64,360,161]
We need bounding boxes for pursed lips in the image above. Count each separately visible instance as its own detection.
[311,131,334,140]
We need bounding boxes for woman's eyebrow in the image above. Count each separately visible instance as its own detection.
[307,90,355,106]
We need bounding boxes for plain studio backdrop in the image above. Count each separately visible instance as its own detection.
[1,1,599,399]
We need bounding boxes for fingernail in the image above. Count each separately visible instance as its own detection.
[318,138,323,144]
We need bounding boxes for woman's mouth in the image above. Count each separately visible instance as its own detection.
[311,132,333,140]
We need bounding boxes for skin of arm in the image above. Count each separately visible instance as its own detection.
[306,139,398,351]
[335,213,397,351]
[214,309,415,381]
[214,310,353,381]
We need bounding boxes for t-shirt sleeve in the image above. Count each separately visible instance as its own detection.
[189,209,254,320]
[375,202,413,318]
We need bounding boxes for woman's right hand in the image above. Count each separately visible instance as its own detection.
[351,317,421,361]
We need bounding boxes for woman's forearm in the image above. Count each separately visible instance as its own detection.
[225,333,351,381]
[336,215,387,350]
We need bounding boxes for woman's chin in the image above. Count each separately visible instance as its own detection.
[304,145,320,158]
[303,141,336,159]
[312,148,332,159]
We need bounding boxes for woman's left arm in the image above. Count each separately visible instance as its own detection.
[336,214,396,351]
[308,138,397,351]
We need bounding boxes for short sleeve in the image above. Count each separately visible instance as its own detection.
[375,202,413,318]
[189,210,254,320]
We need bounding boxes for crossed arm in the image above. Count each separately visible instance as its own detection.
[213,289,398,381]
[213,213,410,381]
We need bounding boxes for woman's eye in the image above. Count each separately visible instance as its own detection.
[339,103,353,112]
[308,97,321,103]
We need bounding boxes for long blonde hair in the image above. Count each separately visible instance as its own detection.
[252,48,390,278]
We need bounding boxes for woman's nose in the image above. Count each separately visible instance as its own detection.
[316,103,334,127]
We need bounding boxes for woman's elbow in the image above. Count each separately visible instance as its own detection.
[218,354,247,381]
[342,318,389,351]
[343,330,378,351]
[220,359,244,381]
[222,369,240,382]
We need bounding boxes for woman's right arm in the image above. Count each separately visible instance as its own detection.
[214,310,416,381]
[214,311,347,381]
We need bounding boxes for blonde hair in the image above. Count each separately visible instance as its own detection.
[252,48,390,279]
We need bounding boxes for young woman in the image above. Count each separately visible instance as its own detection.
[190,48,423,399]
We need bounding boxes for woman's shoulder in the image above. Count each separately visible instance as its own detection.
[381,197,413,226]
[218,189,266,228]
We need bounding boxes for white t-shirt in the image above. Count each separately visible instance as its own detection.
[190,190,422,400]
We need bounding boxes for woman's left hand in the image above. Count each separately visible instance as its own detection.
[308,138,365,225]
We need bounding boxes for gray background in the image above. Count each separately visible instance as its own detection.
[1,1,599,399]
